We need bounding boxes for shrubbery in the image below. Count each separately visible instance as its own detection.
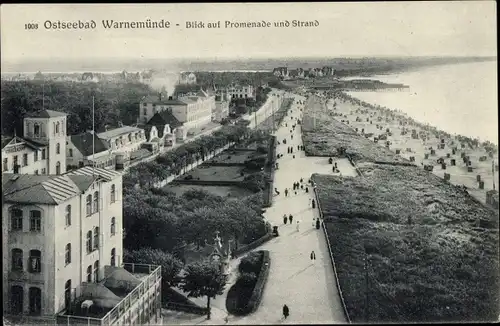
[226,250,271,315]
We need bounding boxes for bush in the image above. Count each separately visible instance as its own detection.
[226,250,270,315]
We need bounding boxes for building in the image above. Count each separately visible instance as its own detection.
[272,67,289,79]
[140,91,215,131]
[66,132,114,170]
[178,72,197,85]
[145,109,184,146]
[95,126,147,170]
[213,90,231,122]
[2,109,68,176]
[226,84,254,100]
[2,167,162,325]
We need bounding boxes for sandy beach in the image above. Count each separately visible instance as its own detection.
[320,91,499,206]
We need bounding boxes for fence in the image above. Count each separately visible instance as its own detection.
[312,177,351,324]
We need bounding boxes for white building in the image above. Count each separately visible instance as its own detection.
[2,110,68,176]
[226,84,254,99]
[2,167,162,325]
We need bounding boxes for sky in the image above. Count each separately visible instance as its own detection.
[0,2,497,64]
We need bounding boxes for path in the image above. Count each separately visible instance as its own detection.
[228,94,354,324]
[162,92,355,325]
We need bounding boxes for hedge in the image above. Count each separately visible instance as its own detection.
[226,250,271,315]
[232,232,273,258]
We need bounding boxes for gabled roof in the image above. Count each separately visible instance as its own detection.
[1,136,43,150]
[67,174,98,192]
[2,174,81,205]
[25,109,67,118]
[97,126,142,140]
[147,111,183,131]
[65,166,122,182]
[70,132,109,157]
[1,136,13,149]
[141,94,187,106]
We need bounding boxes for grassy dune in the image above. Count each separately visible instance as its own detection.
[313,166,499,323]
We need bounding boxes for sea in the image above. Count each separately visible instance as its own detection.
[344,61,498,144]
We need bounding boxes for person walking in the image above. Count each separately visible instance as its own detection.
[312,198,316,209]
[282,304,290,320]
[300,178,303,183]
[296,220,300,232]
[283,214,288,225]
[284,188,289,197]
[289,214,293,224]
[310,250,316,261]
[305,186,309,193]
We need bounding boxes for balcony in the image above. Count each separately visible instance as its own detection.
[57,263,161,326]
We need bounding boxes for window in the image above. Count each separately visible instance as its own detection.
[34,123,40,137]
[93,191,99,213]
[56,122,60,134]
[65,205,71,226]
[29,287,42,315]
[12,249,23,271]
[86,231,92,253]
[93,261,99,282]
[10,285,24,314]
[53,122,56,136]
[110,217,116,236]
[11,208,23,231]
[29,250,41,273]
[64,280,71,309]
[111,248,116,266]
[110,185,116,203]
[41,149,46,159]
[68,148,73,157]
[86,265,92,282]
[22,154,28,166]
[35,170,39,175]
[34,151,38,162]
[143,108,147,116]
[13,155,18,169]
[115,139,119,148]
[56,143,60,154]
[3,158,7,171]
[93,227,99,250]
[86,195,92,216]
[65,243,71,265]
[56,161,61,175]
[128,134,132,142]
[29,210,41,232]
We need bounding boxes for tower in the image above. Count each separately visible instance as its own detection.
[24,110,68,175]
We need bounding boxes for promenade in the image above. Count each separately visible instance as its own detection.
[162,92,355,325]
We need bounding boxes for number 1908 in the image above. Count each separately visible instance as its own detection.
[25,23,39,30]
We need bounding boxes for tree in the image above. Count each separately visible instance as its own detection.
[124,248,184,288]
[179,261,228,319]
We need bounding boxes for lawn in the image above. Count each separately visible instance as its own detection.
[313,164,499,323]
[205,150,257,165]
[163,184,254,198]
[182,166,246,182]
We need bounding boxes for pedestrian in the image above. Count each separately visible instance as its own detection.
[310,250,316,261]
[289,214,293,224]
[300,184,304,190]
[297,145,300,150]
[300,178,303,183]
[283,214,288,225]
[296,220,300,232]
[291,135,293,140]
[285,188,289,197]
[283,304,289,319]
[312,199,316,209]
[305,186,309,193]
[293,155,295,159]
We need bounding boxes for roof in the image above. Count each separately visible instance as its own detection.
[25,109,67,118]
[2,174,81,205]
[97,126,142,140]
[67,174,98,192]
[1,136,44,150]
[130,148,152,161]
[141,94,187,106]
[147,110,183,131]
[70,132,109,156]
[65,166,122,182]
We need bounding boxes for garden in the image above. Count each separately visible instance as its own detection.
[312,163,499,323]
